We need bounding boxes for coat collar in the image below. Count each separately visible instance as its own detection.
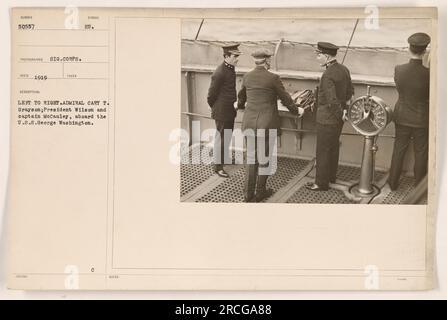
[223,61,235,70]
[322,58,338,69]
[409,58,423,65]
[255,65,268,71]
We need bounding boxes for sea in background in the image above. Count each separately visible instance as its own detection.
[182,18,432,48]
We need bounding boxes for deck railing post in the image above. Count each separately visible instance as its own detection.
[185,71,195,146]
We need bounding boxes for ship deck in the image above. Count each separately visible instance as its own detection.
[180,145,426,204]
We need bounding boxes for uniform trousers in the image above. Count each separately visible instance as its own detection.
[244,131,273,200]
[315,121,344,189]
[213,120,235,172]
[387,124,428,190]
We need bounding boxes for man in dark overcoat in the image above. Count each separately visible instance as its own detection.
[306,42,354,191]
[237,49,302,202]
[207,43,242,177]
[387,32,431,190]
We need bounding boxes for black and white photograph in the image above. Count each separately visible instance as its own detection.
[180,16,432,204]
[2,5,442,294]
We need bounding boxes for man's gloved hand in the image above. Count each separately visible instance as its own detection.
[342,109,349,122]
[292,103,305,117]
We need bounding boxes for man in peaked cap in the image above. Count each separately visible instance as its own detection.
[316,42,339,58]
[387,32,431,190]
[305,41,354,191]
[237,48,301,202]
[207,43,242,178]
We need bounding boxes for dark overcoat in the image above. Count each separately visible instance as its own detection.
[316,61,353,125]
[237,66,297,131]
[393,59,430,128]
[207,62,237,122]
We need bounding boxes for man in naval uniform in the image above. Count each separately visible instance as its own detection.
[387,32,430,190]
[306,42,354,191]
[237,49,302,202]
[207,43,242,178]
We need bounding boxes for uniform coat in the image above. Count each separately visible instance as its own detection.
[207,61,238,172]
[388,59,430,190]
[207,62,237,122]
[393,59,430,128]
[316,61,353,125]
[314,60,353,189]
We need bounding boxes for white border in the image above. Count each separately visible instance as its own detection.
[0,0,446,299]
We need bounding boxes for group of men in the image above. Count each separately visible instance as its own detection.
[206,32,430,202]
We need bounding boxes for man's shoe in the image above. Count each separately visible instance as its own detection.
[215,169,229,178]
[255,188,274,202]
[305,182,328,191]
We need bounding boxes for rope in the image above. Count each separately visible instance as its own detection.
[342,18,359,64]
[194,19,204,41]
[182,39,407,52]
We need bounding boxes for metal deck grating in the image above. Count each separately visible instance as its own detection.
[265,158,310,194]
[180,145,422,204]
[258,157,310,202]
[334,165,386,183]
[196,166,246,203]
[194,157,310,203]
[180,144,215,197]
[180,143,214,165]
[307,163,385,184]
[335,165,361,181]
[287,185,357,204]
[180,164,215,197]
[381,176,416,204]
